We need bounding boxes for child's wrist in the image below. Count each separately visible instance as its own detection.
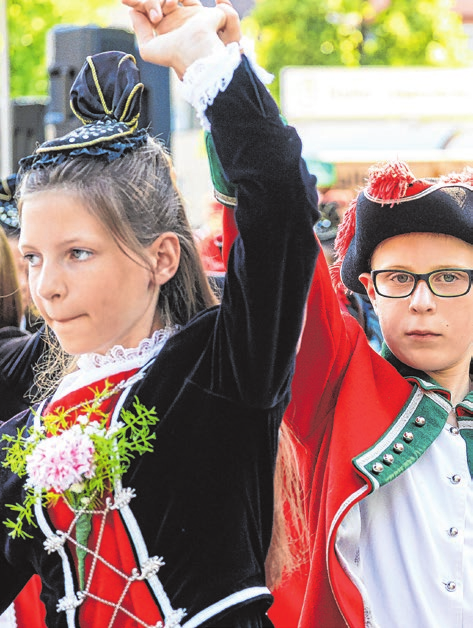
[181,41,242,130]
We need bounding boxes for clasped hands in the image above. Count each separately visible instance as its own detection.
[122,0,241,79]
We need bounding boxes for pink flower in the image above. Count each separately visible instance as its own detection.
[26,426,95,494]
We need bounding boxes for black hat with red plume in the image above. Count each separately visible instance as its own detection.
[333,161,473,294]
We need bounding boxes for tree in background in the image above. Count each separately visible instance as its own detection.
[8,0,116,98]
[244,0,473,100]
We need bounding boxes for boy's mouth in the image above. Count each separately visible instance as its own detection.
[407,330,440,338]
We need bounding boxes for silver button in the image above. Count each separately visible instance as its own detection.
[372,462,384,474]
[403,432,414,443]
[383,454,394,465]
[450,474,461,484]
[448,527,459,537]
[450,426,460,435]
[393,442,404,454]
[445,581,457,592]
[414,416,426,427]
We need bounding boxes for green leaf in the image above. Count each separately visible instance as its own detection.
[75,512,92,591]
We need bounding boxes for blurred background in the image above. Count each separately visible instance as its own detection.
[1,0,473,225]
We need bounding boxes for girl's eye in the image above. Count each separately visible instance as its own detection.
[24,253,40,267]
[71,249,92,261]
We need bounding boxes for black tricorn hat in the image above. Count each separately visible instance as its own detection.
[335,161,473,294]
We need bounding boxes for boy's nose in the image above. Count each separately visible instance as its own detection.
[409,279,436,311]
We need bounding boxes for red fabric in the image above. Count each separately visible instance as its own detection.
[267,564,307,628]
[46,369,164,627]
[279,253,413,627]
[13,576,47,627]
[196,232,225,273]
[222,206,238,266]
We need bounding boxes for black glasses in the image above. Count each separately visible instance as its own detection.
[372,269,473,298]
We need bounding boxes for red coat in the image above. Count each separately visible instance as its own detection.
[272,250,454,627]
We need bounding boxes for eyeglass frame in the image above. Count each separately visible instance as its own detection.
[371,268,473,299]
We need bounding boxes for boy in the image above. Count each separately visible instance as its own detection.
[283,161,473,627]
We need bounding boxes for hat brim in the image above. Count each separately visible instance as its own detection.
[341,185,473,294]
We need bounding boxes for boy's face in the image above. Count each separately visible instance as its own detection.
[359,232,473,378]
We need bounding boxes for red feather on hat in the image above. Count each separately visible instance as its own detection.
[366,160,416,205]
[331,160,416,292]
[439,166,473,186]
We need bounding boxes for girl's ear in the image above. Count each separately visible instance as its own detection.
[358,272,379,315]
[148,232,181,286]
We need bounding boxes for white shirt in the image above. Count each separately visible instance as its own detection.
[343,423,473,627]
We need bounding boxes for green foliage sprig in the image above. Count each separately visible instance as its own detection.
[1,386,158,541]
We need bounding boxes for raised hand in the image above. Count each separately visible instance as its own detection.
[122,0,241,79]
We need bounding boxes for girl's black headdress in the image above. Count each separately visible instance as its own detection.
[20,51,148,172]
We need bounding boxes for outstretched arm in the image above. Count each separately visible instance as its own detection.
[125,0,319,407]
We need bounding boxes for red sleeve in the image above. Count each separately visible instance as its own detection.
[284,248,352,448]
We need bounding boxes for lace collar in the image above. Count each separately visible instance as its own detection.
[52,327,179,404]
[76,327,179,371]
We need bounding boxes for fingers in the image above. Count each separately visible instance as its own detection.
[129,9,156,51]
[126,0,239,79]
[215,1,241,44]
[122,0,180,25]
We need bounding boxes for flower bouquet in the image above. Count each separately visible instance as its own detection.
[1,384,159,588]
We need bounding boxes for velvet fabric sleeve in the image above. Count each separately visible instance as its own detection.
[201,56,319,409]
[0,326,46,422]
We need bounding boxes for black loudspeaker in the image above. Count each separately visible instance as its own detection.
[12,100,46,169]
[46,25,171,150]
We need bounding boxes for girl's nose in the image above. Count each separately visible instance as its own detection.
[35,262,65,301]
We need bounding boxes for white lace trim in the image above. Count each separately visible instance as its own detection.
[77,327,178,371]
[52,327,179,402]
[181,40,273,131]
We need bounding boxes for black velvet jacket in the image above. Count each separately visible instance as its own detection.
[0,326,45,422]
[0,58,318,627]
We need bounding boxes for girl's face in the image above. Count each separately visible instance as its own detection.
[19,190,178,355]
[359,232,473,379]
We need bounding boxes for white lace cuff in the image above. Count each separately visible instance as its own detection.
[181,40,273,131]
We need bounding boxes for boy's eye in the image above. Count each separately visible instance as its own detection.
[392,272,413,285]
[436,272,457,283]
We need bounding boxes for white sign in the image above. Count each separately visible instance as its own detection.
[281,66,473,121]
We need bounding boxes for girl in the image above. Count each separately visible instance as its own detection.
[0,176,46,628]
[0,1,318,627]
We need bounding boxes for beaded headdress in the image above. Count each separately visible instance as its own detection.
[20,51,148,172]
[0,174,20,235]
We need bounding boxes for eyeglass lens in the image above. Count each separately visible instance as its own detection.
[374,270,471,297]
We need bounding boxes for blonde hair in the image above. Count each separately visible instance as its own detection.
[18,138,218,396]
[0,228,22,328]
[265,421,309,590]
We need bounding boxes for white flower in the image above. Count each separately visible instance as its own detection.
[84,423,106,437]
[69,482,86,494]
[26,429,95,493]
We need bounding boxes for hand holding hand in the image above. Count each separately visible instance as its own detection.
[122,0,241,79]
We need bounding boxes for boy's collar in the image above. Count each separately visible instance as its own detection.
[381,342,473,406]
